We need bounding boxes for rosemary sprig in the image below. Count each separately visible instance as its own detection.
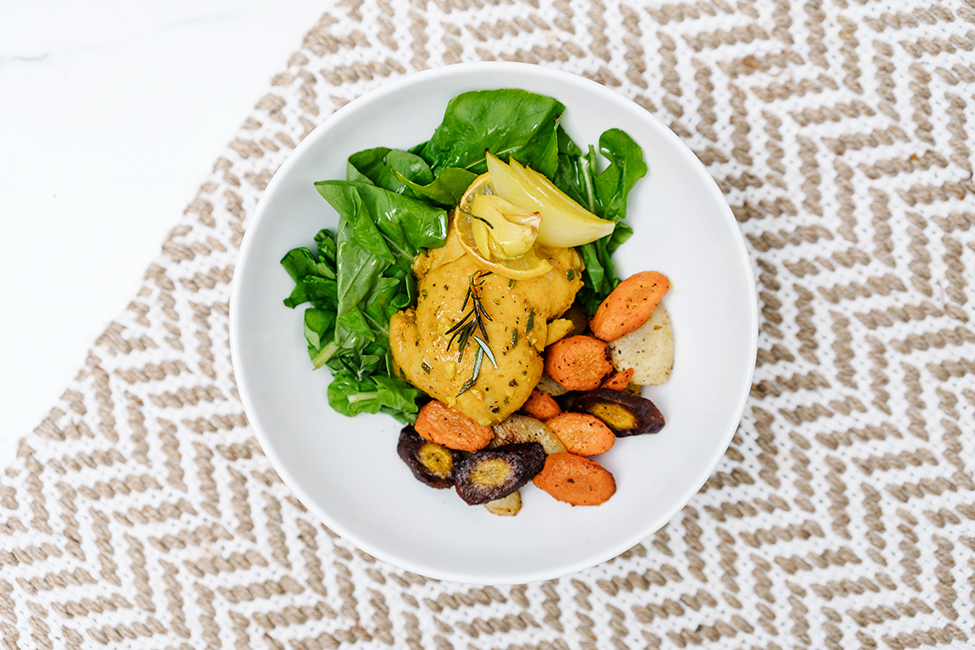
[449,270,498,396]
[446,270,492,361]
[472,335,498,369]
[458,345,483,396]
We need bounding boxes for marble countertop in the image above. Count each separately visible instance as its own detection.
[0,1,325,467]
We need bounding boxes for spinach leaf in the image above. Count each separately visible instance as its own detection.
[315,229,338,268]
[333,308,381,355]
[419,89,564,177]
[283,276,338,310]
[326,346,386,382]
[327,375,423,423]
[323,187,443,352]
[347,147,476,207]
[553,128,646,222]
[395,167,477,207]
[281,247,335,281]
[347,147,435,192]
[580,243,607,296]
[333,218,389,316]
[304,308,338,368]
[557,125,583,158]
[553,127,596,211]
[608,221,635,252]
[303,308,335,349]
[316,181,448,272]
[577,221,637,314]
[362,272,411,337]
[592,129,647,221]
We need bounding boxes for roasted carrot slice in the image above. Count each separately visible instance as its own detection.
[532,452,616,506]
[546,413,615,456]
[600,368,634,391]
[414,400,494,452]
[544,335,614,391]
[590,271,670,342]
[520,390,562,421]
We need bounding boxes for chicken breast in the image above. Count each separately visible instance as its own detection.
[390,231,583,425]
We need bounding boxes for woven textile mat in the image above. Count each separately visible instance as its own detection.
[4,1,975,648]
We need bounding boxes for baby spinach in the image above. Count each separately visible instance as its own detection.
[282,183,447,422]
[592,129,647,221]
[555,128,645,221]
[283,276,338,311]
[419,89,564,178]
[281,247,335,282]
[327,375,424,423]
[348,147,432,192]
[304,308,338,369]
[316,181,448,270]
[395,167,477,207]
[347,146,476,207]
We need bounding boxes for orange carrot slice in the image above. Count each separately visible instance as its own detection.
[546,413,615,456]
[544,335,614,391]
[532,452,616,506]
[520,390,562,421]
[414,401,494,452]
[590,271,670,341]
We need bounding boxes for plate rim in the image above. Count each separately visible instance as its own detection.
[229,61,758,585]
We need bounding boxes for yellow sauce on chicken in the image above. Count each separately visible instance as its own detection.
[390,227,583,425]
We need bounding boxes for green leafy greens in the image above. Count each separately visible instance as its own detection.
[281,184,444,422]
[418,89,565,177]
[553,127,647,314]
[281,88,646,422]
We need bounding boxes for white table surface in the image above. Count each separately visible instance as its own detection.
[0,1,326,468]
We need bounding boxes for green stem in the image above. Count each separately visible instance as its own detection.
[347,391,379,404]
[311,341,340,369]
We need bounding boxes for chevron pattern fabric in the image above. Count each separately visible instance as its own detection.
[3,1,975,648]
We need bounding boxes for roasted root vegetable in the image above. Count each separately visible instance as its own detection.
[534,373,568,397]
[562,302,590,338]
[455,443,546,505]
[590,271,670,342]
[572,388,665,437]
[397,425,465,489]
[544,335,614,391]
[491,414,567,455]
[532,452,616,506]
[600,368,635,391]
[546,413,615,456]
[609,305,674,386]
[484,491,522,516]
[414,400,494,452]
[520,390,562,421]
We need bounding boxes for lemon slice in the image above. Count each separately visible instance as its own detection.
[454,174,553,280]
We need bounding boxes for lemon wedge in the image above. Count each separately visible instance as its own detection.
[455,174,553,280]
[485,152,616,248]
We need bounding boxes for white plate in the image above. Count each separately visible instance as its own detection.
[230,63,757,585]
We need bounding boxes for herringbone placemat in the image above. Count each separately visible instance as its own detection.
[4,1,975,648]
